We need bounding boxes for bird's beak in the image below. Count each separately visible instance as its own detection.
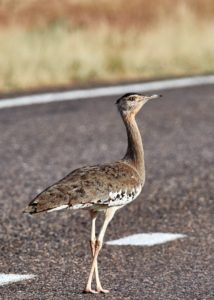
[145,94,162,100]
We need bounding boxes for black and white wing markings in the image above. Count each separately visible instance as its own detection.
[97,185,142,207]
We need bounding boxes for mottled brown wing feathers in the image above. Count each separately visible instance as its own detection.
[24,161,141,214]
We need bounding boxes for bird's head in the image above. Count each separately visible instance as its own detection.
[116,93,162,116]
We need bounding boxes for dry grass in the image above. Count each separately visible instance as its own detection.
[0,0,214,92]
[1,0,214,29]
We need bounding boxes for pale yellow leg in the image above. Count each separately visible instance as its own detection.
[84,207,119,294]
[84,210,107,293]
[90,211,104,292]
[84,211,98,294]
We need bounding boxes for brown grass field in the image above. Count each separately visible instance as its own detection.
[0,0,214,92]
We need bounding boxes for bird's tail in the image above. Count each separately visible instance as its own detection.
[23,203,39,214]
[23,188,70,214]
[23,202,69,214]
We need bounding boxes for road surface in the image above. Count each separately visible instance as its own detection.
[0,82,213,299]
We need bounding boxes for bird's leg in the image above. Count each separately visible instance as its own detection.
[85,210,109,294]
[90,210,97,257]
[95,207,118,293]
[90,211,102,291]
[89,210,111,293]
[84,207,118,294]
[84,210,104,294]
[84,210,98,294]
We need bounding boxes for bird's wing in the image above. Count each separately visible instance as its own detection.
[25,161,141,214]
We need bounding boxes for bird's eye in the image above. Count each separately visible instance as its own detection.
[129,97,135,101]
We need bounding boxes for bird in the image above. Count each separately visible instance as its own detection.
[24,92,162,294]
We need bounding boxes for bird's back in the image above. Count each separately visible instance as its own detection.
[25,161,143,214]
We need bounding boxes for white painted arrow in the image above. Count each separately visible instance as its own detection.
[106,233,186,246]
[0,273,36,286]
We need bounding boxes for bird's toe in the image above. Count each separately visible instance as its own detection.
[96,287,110,294]
[83,288,98,294]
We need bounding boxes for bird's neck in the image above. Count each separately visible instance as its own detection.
[122,113,145,181]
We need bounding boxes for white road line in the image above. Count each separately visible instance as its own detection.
[0,75,214,109]
[0,273,36,286]
[106,233,186,246]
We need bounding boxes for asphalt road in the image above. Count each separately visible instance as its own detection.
[0,84,213,300]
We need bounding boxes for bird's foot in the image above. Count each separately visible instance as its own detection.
[83,287,98,294]
[96,286,110,294]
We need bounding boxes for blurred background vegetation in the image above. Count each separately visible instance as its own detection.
[0,0,214,93]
